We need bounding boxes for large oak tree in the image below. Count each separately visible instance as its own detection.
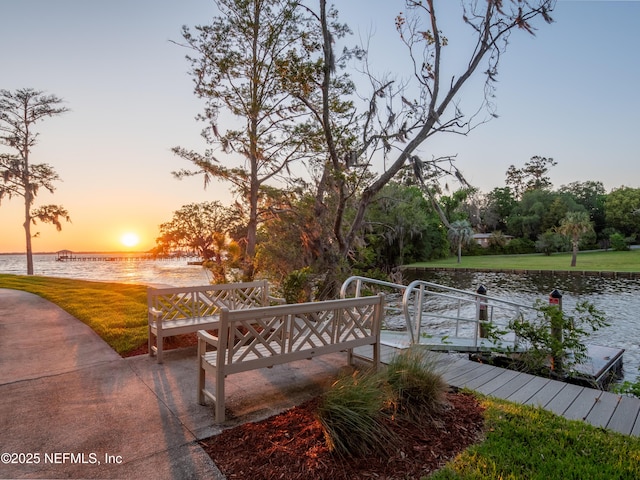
[175,0,556,287]
[291,0,556,291]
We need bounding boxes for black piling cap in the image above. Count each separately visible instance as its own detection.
[549,289,563,299]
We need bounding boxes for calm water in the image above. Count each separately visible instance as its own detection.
[0,253,211,287]
[2,254,639,382]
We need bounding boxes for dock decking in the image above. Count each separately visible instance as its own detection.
[355,344,640,437]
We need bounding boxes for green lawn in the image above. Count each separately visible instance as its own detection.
[0,274,148,354]
[406,249,640,272]
[430,394,640,480]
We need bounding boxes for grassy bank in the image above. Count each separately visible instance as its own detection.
[405,249,640,272]
[431,394,640,479]
[0,274,148,354]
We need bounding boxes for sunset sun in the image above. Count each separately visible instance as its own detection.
[120,232,140,248]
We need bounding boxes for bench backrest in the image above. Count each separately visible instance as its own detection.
[216,294,384,369]
[148,280,270,321]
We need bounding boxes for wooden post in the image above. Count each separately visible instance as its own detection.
[477,285,488,338]
[549,289,563,375]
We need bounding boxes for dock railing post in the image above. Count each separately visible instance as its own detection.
[549,289,563,375]
[476,285,488,339]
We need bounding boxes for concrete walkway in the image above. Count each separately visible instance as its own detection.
[0,289,351,479]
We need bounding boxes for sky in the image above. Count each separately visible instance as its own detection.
[1,0,639,253]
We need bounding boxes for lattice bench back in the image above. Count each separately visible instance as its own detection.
[148,280,270,321]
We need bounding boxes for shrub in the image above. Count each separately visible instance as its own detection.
[535,231,565,255]
[316,348,450,458]
[384,346,449,421]
[507,300,609,378]
[316,370,396,458]
[611,374,640,398]
[610,232,631,251]
[280,267,312,303]
[504,237,536,254]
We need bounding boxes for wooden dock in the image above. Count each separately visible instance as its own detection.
[355,344,640,437]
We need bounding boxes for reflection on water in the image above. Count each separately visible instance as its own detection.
[0,253,211,287]
[406,270,640,384]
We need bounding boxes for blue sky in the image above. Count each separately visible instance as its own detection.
[1,0,638,252]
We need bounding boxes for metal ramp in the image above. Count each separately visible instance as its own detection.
[378,330,519,352]
[340,276,624,387]
[341,275,535,354]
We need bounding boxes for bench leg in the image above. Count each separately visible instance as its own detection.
[148,327,154,359]
[200,364,226,423]
[156,338,163,364]
[198,359,206,406]
[214,369,225,423]
[148,327,163,363]
[372,341,380,372]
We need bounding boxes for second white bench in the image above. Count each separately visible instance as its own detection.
[147,280,284,363]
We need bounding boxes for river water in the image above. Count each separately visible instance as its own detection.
[2,254,639,383]
[0,253,211,287]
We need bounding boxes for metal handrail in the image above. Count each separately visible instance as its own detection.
[340,275,407,299]
[402,280,538,347]
[340,275,539,347]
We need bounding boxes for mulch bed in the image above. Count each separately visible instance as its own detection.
[200,392,485,480]
[125,337,486,478]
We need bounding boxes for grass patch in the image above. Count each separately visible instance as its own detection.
[317,348,450,458]
[0,274,148,354]
[431,394,640,480]
[384,346,449,420]
[406,249,640,272]
[316,369,396,458]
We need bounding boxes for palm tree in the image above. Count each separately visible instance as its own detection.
[556,211,593,267]
[448,220,474,264]
[204,232,242,284]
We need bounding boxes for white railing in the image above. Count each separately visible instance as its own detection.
[341,276,540,349]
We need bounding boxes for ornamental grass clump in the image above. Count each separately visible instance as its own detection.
[384,346,449,421]
[315,369,397,458]
[316,348,450,458]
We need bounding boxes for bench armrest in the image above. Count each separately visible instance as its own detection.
[148,307,163,322]
[268,295,286,305]
[197,330,219,348]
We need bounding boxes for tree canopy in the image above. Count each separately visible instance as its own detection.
[173,0,556,287]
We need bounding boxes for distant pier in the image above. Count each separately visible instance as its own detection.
[55,250,202,263]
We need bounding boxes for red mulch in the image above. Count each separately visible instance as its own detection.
[199,392,485,480]
[124,338,486,478]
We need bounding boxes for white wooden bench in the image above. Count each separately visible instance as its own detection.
[197,294,385,423]
[147,280,284,363]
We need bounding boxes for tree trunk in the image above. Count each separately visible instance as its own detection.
[571,240,578,267]
[244,175,258,280]
[24,194,34,275]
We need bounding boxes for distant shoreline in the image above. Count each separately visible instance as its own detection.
[402,266,640,279]
[0,251,150,256]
